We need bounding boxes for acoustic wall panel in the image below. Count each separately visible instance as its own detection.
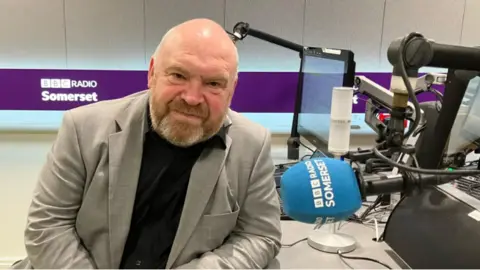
[145,0,226,62]
[225,0,305,72]
[380,0,466,71]
[304,0,386,72]
[0,0,66,69]
[460,0,480,47]
[65,0,146,70]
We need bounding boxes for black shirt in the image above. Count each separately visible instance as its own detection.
[120,114,225,269]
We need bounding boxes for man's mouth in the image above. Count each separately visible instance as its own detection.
[171,110,203,122]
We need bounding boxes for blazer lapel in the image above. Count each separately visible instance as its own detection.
[107,91,149,268]
[166,131,232,268]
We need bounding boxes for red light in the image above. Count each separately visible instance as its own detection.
[378,113,407,127]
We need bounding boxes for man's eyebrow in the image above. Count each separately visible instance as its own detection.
[204,74,229,82]
[165,66,188,74]
[165,65,230,81]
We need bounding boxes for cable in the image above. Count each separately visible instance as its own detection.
[225,30,237,40]
[274,153,313,168]
[362,217,381,242]
[338,253,355,269]
[298,140,315,153]
[281,238,307,248]
[398,33,423,139]
[373,218,380,241]
[468,182,480,194]
[430,88,444,103]
[373,148,480,175]
[337,251,393,269]
[360,195,383,220]
[275,161,299,167]
[412,123,427,137]
[301,154,312,161]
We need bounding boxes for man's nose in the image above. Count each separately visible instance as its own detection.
[181,82,204,106]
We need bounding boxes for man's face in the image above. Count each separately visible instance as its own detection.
[148,46,237,147]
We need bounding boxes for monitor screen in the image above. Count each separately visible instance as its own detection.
[297,49,354,155]
[461,76,480,140]
[446,76,480,155]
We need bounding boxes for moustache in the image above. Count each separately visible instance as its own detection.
[168,100,208,118]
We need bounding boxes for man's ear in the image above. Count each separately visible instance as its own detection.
[233,77,238,89]
[228,77,238,104]
[147,58,155,89]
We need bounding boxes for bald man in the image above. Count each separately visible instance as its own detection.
[12,19,281,269]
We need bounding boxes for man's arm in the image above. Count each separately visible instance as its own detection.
[177,130,282,269]
[23,111,97,269]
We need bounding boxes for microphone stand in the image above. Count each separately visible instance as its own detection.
[307,86,357,254]
[308,219,357,254]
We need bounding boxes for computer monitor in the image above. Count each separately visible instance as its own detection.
[445,76,480,156]
[297,47,355,157]
[416,70,480,169]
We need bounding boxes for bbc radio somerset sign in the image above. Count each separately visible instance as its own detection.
[0,69,150,111]
[0,68,436,112]
[40,78,99,102]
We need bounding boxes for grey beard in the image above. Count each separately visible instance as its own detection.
[149,102,226,147]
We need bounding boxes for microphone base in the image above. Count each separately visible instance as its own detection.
[307,229,357,254]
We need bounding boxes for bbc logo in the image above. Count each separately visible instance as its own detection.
[41,78,71,89]
[314,198,324,208]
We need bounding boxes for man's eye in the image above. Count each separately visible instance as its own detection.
[207,81,221,87]
[171,73,186,80]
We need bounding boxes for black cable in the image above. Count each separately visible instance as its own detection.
[339,254,355,269]
[412,123,427,137]
[225,30,239,43]
[373,148,480,175]
[360,195,384,220]
[468,182,480,194]
[298,140,315,153]
[396,33,423,139]
[301,154,312,161]
[275,161,299,167]
[337,251,393,269]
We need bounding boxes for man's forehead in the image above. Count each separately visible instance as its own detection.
[166,54,232,76]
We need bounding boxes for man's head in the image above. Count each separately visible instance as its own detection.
[147,18,239,147]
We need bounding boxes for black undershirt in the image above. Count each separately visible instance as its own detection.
[120,115,225,269]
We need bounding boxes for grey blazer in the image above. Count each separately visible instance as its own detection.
[12,90,282,269]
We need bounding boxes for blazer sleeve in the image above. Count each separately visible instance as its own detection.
[176,129,282,269]
[23,111,97,269]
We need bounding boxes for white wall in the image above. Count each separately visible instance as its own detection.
[1,0,479,265]
[0,133,56,265]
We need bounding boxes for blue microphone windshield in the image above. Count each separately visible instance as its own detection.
[280,158,362,224]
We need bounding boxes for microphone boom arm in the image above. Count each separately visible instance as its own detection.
[354,75,427,142]
[232,22,305,53]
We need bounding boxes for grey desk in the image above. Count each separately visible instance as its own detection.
[268,221,401,269]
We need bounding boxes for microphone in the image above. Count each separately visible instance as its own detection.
[328,87,354,157]
[280,158,362,224]
[280,157,458,224]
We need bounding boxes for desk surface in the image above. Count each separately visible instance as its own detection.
[270,221,401,269]
[270,146,401,269]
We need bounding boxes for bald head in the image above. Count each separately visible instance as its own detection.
[153,18,238,76]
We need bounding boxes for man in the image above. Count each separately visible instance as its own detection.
[12,18,281,269]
